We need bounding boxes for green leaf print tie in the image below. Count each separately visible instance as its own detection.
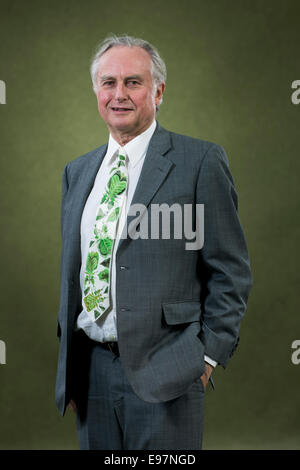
[82,150,128,321]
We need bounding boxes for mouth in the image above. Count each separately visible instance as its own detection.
[110,107,133,113]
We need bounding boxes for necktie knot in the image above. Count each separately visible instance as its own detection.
[118,148,128,167]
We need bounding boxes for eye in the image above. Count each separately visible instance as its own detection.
[127,80,139,86]
[102,81,114,87]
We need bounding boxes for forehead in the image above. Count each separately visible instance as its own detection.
[97,46,153,78]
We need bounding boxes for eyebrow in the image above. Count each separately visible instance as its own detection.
[99,75,144,83]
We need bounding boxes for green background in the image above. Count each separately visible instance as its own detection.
[0,0,299,450]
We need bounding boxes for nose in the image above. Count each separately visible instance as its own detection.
[114,82,128,102]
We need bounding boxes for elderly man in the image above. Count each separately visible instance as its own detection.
[55,34,252,450]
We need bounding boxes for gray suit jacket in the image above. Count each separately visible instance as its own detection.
[55,122,252,416]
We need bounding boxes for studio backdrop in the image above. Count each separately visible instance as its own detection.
[0,0,299,449]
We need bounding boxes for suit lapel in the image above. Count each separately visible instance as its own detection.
[117,124,174,254]
[66,145,107,279]
[75,145,107,220]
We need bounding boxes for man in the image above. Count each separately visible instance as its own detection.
[55,34,252,450]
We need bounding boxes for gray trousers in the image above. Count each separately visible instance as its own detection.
[72,332,205,450]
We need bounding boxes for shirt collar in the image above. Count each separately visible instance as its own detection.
[105,120,157,168]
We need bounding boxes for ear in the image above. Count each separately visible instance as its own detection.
[155,83,165,106]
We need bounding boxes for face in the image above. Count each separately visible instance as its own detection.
[95,46,165,143]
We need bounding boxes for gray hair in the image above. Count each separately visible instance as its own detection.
[90,34,167,108]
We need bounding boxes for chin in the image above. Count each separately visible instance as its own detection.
[110,119,136,132]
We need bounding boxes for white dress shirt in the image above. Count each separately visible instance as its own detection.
[76,119,217,367]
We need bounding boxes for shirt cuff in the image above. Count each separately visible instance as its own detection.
[204,355,218,368]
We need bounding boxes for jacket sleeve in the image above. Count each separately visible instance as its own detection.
[196,144,253,368]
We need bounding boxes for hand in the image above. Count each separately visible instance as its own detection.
[200,362,213,390]
[68,399,77,413]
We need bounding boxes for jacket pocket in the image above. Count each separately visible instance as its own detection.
[162,300,201,325]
